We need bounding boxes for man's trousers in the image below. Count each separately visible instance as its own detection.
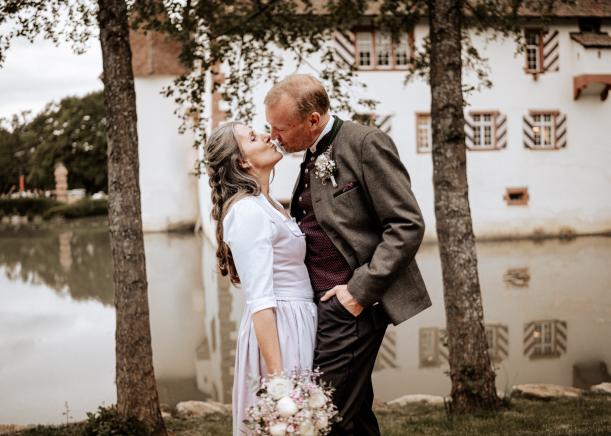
[314,291,390,436]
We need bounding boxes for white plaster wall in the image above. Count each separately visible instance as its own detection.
[135,76,199,232]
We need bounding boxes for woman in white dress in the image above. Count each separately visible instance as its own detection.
[204,121,317,435]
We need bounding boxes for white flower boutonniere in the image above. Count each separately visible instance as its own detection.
[313,149,337,188]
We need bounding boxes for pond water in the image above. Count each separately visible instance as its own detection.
[1,224,610,425]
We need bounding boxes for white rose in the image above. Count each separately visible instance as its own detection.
[299,419,316,436]
[267,376,293,400]
[308,389,326,409]
[269,422,288,436]
[316,414,328,428]
[277,396,298,417]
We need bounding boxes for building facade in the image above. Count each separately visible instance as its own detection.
[131,5,611,240]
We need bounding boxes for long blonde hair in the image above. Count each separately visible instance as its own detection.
[203,122,260,284]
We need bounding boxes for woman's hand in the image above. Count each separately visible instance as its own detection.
[251,308,283,375]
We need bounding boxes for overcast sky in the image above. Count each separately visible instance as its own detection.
[0,37,103,121]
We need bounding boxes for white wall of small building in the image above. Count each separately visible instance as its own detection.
[135,76,199,232]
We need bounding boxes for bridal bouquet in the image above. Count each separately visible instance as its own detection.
[244,368,339,435]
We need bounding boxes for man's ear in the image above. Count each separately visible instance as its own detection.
[309,112,321,127]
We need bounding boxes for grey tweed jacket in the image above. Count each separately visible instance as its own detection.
[290,120,432,325]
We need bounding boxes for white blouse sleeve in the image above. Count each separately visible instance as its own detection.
[223,199,276,313]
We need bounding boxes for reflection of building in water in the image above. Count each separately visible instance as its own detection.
[58,231,73,271]
[195,236,238,404]
[486,324,509,364]
[373,239,611,402]
[374,329,398,371]
[419,327,448,368]
[524,320,567,360]
[418,324,508,368]
[503,267,530,288]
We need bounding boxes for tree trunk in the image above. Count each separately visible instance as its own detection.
[428,0,500,413]
[97,0,167,433]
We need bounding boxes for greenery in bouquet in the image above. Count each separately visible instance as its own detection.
[245,368,340,435]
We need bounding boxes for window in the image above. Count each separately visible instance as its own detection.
[578,17,601,33]
[523,111,566,150]
[466,111,506,150]
[525,29,542,73]
[472,113,494,148]
[355,30,411,70]
[416,113,432,153]
[504,187,529,206]
[356,32,373,68]
[532,113,553,147]
[375,32,392,68]
[395,33,410,67]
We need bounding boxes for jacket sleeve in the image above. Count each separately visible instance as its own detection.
[224,199,277,313]
[347,129,425,308]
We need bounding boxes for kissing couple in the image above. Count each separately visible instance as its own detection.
[203,74,431,435]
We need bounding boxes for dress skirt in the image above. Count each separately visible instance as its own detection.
[232,295,317,435]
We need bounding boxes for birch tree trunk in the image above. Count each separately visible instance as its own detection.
[428,0,500,413]
[97,0,167,432]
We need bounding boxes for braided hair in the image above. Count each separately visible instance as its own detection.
[203,122,261,284]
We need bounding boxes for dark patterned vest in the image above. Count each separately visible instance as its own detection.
[293,117,352,292]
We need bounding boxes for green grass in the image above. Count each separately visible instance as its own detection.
[3,397,610,435]
[375,397,611,436]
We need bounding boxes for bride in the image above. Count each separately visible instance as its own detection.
[204,122,317,435]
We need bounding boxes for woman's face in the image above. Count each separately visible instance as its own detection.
[234,124,282,174]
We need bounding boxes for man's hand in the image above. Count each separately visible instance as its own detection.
[320,284,364,317]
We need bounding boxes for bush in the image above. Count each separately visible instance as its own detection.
[83,405,147,436]
[43,199,108,220]
[0,197,59,216]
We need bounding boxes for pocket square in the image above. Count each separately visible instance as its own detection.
[341,181,357,193]
[333,181,359,198]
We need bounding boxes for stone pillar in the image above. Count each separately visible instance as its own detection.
[54,162,69,203]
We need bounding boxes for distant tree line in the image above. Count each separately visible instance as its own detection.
[0,91,107,195]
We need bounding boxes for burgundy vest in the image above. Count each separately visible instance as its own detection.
[293,118,352,292]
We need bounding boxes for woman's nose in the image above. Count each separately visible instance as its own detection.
[263,133,271,142]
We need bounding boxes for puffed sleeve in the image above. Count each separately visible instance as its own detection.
[223,198,276,313]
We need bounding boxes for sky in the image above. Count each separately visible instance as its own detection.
[0,37,103,121]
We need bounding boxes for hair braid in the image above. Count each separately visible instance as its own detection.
[203,122,260,284]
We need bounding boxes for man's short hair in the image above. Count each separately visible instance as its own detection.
[264,74,330,120]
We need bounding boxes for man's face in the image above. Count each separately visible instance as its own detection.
[265,94,317,153]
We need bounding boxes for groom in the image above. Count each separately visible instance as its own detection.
[265,74,431,435]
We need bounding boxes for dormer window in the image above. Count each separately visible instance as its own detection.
[578,17,601,33]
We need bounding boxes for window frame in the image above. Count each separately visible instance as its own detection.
[415,112,432,154]
[468,111,499,150]
[524,28,544,74]
[528,110,560,150]
[354,29,412,71]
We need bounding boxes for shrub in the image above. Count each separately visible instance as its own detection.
[0,198,59,216]
[83,405,147,436]
[43,199,108,220]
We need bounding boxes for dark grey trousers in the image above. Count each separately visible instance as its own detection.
[314,291,390,436]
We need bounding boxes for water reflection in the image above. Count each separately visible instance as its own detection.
[1,228,610,424]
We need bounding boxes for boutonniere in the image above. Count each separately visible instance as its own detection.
[313,148,337,188]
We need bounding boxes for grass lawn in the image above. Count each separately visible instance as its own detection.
[4,397,610,435]
[163,397,611,436]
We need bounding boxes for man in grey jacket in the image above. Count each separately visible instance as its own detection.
[265,74,431,435]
